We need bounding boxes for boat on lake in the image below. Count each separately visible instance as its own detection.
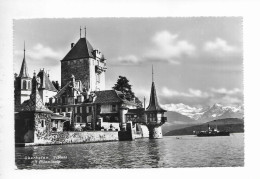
[195,124,230,137]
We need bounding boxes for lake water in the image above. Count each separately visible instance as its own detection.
[15,133,244,169]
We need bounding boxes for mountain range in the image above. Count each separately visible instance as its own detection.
[161,103,244,134]
[162,103,244,122]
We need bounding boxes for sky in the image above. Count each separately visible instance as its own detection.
[13,18,243,108]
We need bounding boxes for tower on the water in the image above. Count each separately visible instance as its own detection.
[144,66,167,139]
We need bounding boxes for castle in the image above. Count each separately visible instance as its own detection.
[14,29,167,145]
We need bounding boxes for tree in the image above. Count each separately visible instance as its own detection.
[113,76,135,101]
[112,76,143,108]
[135,96,143,108]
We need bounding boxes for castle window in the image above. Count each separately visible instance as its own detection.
[77,116,82,123]
[41,120,44,127]
[23,80,27,89]
[28,81,31,89]
[96,74,100,83]
[112,105,116,112]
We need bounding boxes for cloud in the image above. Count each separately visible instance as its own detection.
[117,55,140,65]
[161,87,208,98]
[203,38,239,56]
[209,95,243,106]
[14,43,64,67]
[29,43,64,62]
[208,87,243,106]
[158,87,243,107]
[133,88,150,98]
[210,87,242,95]
[144,31,196,63]
[114,31,196,65]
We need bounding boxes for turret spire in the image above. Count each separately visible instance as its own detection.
[145,65,166,112]
[23,41,25,60]
[80,26,82,38]
[18,41,30,78]
[152,64,154,82]
[84,26,86,38]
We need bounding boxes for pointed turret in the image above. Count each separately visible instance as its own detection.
[144,66,167,139]
[146,65,166,112]
[146,82,166,112]
[18,42,30,78]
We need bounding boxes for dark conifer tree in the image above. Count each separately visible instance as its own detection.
[112,76,143,108]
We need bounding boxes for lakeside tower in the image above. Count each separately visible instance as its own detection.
[144,66,167,139]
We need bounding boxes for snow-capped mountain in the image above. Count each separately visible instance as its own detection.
[197,103,243,122]
[162,103,203,119]
[163,103,244,122]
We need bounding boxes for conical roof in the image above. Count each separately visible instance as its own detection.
[18,55,30,78]
[37,69,57,92]
[61,37,94,61]
[146,82,166,112]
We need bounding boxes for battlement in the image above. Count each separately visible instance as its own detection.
[93,49,103,60]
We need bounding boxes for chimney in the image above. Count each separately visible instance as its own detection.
[71,43,74,49]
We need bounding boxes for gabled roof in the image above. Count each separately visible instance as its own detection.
[37,70,57,92]
[61,37,94,61]
[94,90,124,104]
[93,90,137,106]
[54,80,82,98]
[18,56,30,78]
[146,82,167,112]
[19,85,53,113]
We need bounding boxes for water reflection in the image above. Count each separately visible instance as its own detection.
[15,134,244,169]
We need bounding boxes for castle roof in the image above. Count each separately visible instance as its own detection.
[18,80,53,113]
[94,90,124,104]
[37,70,58,92]
[61,37,94,61]
[146,82,166,113]
[18,53,30,78]
[94,90,137,106]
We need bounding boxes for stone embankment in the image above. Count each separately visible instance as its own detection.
[23,131,119,146]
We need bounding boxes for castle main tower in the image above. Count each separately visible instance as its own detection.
[61,29,107,92]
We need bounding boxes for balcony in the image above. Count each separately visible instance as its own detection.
[95,65,104,74]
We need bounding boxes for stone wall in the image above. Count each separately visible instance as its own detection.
[61,58,90,88]
[28,131,118,146]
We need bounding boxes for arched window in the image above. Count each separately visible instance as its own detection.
[28,81,31,89]
[23,80,27,89]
